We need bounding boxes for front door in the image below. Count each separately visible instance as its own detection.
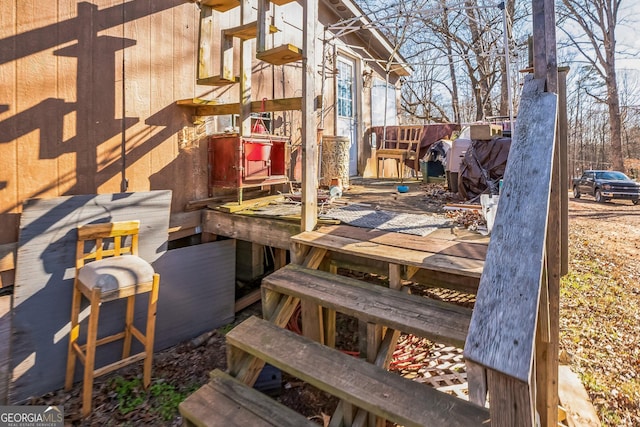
[336,57,358,176]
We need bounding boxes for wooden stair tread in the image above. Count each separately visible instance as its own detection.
[197,75,239,86]
[227,316,490,427]
[256,44,303,65]
[179,369,317,427]
[270,0,295,5]
[264,264,472,347]
[225,21,278,40]
[200,0,239,12]
[291,231,484,278]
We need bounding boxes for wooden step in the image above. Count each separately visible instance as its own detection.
[263,264,472,347]
[270,0,296,5]
[179,369,317,427]
[224,21,278,41]
[291,230,484,278]
[256,44,302,65]
[200,0,239,12]
[196,76,239,86]
[227,316,490,427]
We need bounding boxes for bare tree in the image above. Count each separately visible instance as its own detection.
[558,0,625,171]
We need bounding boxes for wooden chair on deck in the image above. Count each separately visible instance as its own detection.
[376,125,424,181]
[65,220,160,417]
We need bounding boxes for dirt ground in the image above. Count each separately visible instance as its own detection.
[31,183,640,426]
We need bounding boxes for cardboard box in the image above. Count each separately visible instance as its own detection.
[470,124,502,140]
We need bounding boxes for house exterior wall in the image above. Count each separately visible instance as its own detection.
[0,0,402,244]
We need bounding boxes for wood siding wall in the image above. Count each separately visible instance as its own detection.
[0,0,200,244]
[0,0,400,244]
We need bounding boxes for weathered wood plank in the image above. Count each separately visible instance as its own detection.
[203,209,298,249]
[179,369,317,427]
[226,316,490,427]
[291,231,483,278]
[217,195,284,213]
[464,78,557,383]
[316,224,488,260]
[487,371,534,427]
[187,97,309,116]
[558,365,601,427]
[0,243,16,273]
[301,0,318,232]
[262,264,471,347]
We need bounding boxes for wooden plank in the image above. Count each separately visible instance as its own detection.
[235,289,262,313]
[256,44,303,65]
[464,78,558,383]
[559,69,569,276]
[263,264,472,347]
[193,97,306,116]
[0,243,16,273]
[168,211,202,240]
[466,360,487,407]
[557,365,601,427]
[217,195,284,213]
[180,369,318,427]
[224,21,278,41]
[203,209,298,249]
[301,0,318,233]
[196,75,238,86]
[316,224,488,261]
[201,0,240,12]
[226,316,490,427]
[291,231,483,278]
[487,371,534,427]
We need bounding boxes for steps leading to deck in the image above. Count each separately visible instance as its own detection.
[182,262,483,426]
[263,263,472,347]
[227,316,490,427]
[179,369,317,427]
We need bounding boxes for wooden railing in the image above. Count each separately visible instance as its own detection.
[463,76,560,426]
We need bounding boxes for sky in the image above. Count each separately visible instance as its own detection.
[615,1,640,72]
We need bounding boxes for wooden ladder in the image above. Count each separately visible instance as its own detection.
[180,264,490,426]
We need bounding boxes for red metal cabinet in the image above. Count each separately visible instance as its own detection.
[208,134,289,200]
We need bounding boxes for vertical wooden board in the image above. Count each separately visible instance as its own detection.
[149,2,178,202]
[0,0,18,244]
[16,1,60,204]
[56,1,80,197]
[122,0,152,193]
[151,240,236,350]
[148,1,206,213]
[10,190,171,403]
[93,0,125,194]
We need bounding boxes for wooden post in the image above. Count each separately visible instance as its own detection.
[240,0,252,136]
[532,0,546,82]
[559,67,570,275]
[301,0,318,232]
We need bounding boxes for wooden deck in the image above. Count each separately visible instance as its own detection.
[202,179,489,292]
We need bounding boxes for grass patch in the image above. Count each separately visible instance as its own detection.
[109,376,197,420]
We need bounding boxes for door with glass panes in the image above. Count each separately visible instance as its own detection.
[336,57,358,176]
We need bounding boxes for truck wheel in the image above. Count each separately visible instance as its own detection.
[595,189,604,203]
[573,186,581,199]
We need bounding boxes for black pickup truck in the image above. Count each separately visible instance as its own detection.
[572,170,640,204]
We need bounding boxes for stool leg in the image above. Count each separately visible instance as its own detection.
[65,283,82,390]
[143,273,160,388]
[82,288,101,418]
[122,295,135,359]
